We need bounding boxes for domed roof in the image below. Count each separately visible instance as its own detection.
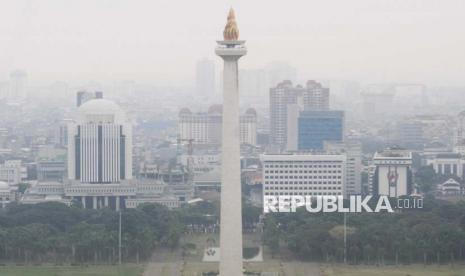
[245,108,257,116]
[79,99,122,115]
[77,99,126,123]
[0,181,9,190]
[179,108,192,115]
[208,104,223,114]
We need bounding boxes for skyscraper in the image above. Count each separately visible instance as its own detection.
[304,80,329,111]
[298,110,344,150]
[215,8,246,276]
[195,58,216,98]
[178,105,257,146]
[270,80,330,150]
[9,70,28,100]
[67,98,133,210]
[270,81,302,149]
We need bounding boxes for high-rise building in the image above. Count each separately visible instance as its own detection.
[270,81,302,149]
[285,103,302,151]
[396,120,425,149]
[270,80,330,150]
[240,108,258,146]
[68,98,132,183]
[303,80,330,111]
[195,58,216,98]
[66,98,133,210]
[297,110,344,150]
[370,148,413,197]
[261,153,346,197]
[178,105,257,146]
[9,70,28,100]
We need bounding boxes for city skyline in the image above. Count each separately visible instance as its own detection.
[1,1,465,86]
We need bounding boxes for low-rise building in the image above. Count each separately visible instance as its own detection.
[261,153,346,197]
[370,148,413,197]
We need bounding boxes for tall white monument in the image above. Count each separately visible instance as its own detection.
[215,8,246,276]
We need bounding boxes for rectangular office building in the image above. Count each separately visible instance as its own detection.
[298,110,344,150]
[261,153,346,197]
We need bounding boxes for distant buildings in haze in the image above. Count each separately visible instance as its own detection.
[178,105,257,146]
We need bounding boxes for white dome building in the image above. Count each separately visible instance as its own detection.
[66,98,133,210]
[68,98,132,183]
[77,98,127,124]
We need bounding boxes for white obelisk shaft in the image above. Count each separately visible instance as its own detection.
[216,41,246,276]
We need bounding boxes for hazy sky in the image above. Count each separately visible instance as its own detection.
[1,0,464,86]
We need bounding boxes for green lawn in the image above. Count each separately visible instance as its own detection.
[323,264,465,276]
[0,265,144,276]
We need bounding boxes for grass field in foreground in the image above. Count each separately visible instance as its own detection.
[0,265,144,276]
[322,264,465,276]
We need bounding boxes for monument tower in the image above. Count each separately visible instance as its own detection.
[215,8,247,276]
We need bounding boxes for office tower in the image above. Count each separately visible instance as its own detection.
[9,70,28,99]
[261,153,346,197]
[240,108,258,146]
[286,103,302,151]
[207,104,223,145]
[270,81,302,149]
[215,8,246,276]
[76,91,103,107]
[298,110,344,150]
[56,119,72,147]
[304,80,329,111]
[178,108,210,144]
[324,140,362,197]
[68,98,132,183]
[196,58,216,98]
[396,120,425,149]
[270,80,330,150]
[178,105,257,146]
[67,98,133,210]
[371,148,413,197]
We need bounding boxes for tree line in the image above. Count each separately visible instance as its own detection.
[0,200,261,265]
[0,201,210,264]
[263,196,465,265]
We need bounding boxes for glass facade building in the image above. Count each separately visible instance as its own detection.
[298,110,344,150]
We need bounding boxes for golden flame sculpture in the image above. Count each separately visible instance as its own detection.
[223,8,239,41]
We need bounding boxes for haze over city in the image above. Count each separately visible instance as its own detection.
[2,1,465,276]
[1,0,465,86]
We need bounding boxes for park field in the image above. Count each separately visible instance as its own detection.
[0,264,144,276]
[322,264,465,276]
